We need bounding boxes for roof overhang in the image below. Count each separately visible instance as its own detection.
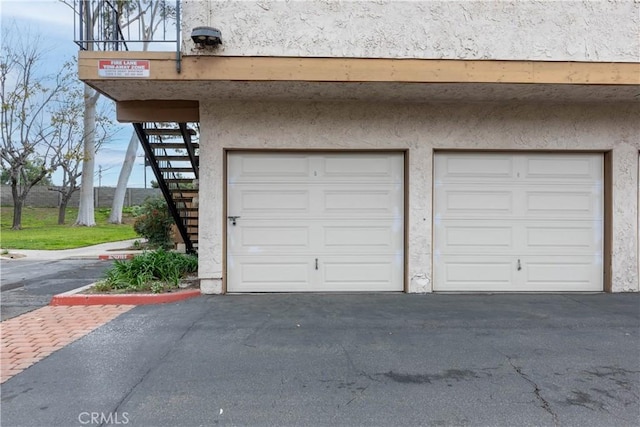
[79,51,640,109]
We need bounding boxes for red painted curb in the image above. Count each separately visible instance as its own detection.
[98,254,135,260]
[50,289,201,306]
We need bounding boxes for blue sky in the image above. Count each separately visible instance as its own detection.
[1,0,149,188]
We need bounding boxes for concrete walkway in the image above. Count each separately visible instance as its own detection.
[1,239,143,261]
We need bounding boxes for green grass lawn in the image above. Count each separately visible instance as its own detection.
[1,206,138,250]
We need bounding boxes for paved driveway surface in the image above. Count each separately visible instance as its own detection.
[1,294,638,427]
[1,259,113,320]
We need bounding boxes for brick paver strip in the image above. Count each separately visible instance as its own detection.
[0,305,134,383]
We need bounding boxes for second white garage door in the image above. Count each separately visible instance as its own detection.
[227,152,404,292]
[434,152,603,292]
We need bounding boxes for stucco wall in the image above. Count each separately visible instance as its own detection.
[183,0,639,62]
[197,101,640,294]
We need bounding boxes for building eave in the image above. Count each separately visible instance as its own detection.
[78,51,640,106]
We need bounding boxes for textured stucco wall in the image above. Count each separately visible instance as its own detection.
[197,101,640,294]
[183,0,639,61]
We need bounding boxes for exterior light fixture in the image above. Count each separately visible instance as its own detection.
[191,26,222,47]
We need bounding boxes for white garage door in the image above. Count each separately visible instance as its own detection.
[434,152,603,292]
[227,152,404,292]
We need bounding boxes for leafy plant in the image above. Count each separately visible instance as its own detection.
[96,249,198,293]
[122,206,139,215]
[133,196,174,249]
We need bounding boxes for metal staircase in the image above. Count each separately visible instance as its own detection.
[71,1,197,251]
[134,122,199,253]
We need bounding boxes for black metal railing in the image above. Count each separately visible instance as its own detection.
[73,0,181,71]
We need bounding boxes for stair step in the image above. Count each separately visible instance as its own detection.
[178,207,199,212]
[161,167,196,173]
[165,178,194,184]
[145,128,196,136]
[149,143,199,149]
[168,187,198,192]
[155,156,197,161]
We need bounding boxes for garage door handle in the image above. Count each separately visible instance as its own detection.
[228,216,240,226]
[517,259,522,271]
[315,258,318,270]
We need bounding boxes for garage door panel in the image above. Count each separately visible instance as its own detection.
[322,188,399,215]
[434,257,515,291]
[228,257,313,292]
[236,189,310,215]
[239,225,311,250]
[437,222,514,252]
[525,223,602,253]
[523,257,601,292]
[321,155,403,182]
[525,191,599,217]
[436,154,515,181]
[524,155,601,181]
[228,153,311,182]
[322,224,395,250]
[320,257,403,291]
[436,190,514,216]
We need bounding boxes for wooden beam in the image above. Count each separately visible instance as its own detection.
[79,51,640,85]
[116,100,199,123]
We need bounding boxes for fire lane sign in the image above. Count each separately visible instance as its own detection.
[98,60,150,78]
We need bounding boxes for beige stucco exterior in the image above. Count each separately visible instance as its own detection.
[197,101,640,294]
[183,0,640,62]
[74,1,640,293]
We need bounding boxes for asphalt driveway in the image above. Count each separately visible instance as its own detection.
[0,259,114,320]
[1,293,639,426]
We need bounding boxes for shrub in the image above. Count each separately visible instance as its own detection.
[133,196,174,249]
[96,249,198,293]
[122,206,139,215]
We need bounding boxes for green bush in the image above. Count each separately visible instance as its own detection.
[122,206,139,215]
[133,196,174,249]
[95,249,198,293]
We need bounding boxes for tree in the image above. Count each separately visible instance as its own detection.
[0,27,74,229]
[72,0,104,226]
[1,161,53,186]
[74,84,101,226]
[48,82,115,224]
[62,0,175,225]
[108,0,176,224]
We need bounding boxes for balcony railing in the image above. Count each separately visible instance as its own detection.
[73,0,181,71]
